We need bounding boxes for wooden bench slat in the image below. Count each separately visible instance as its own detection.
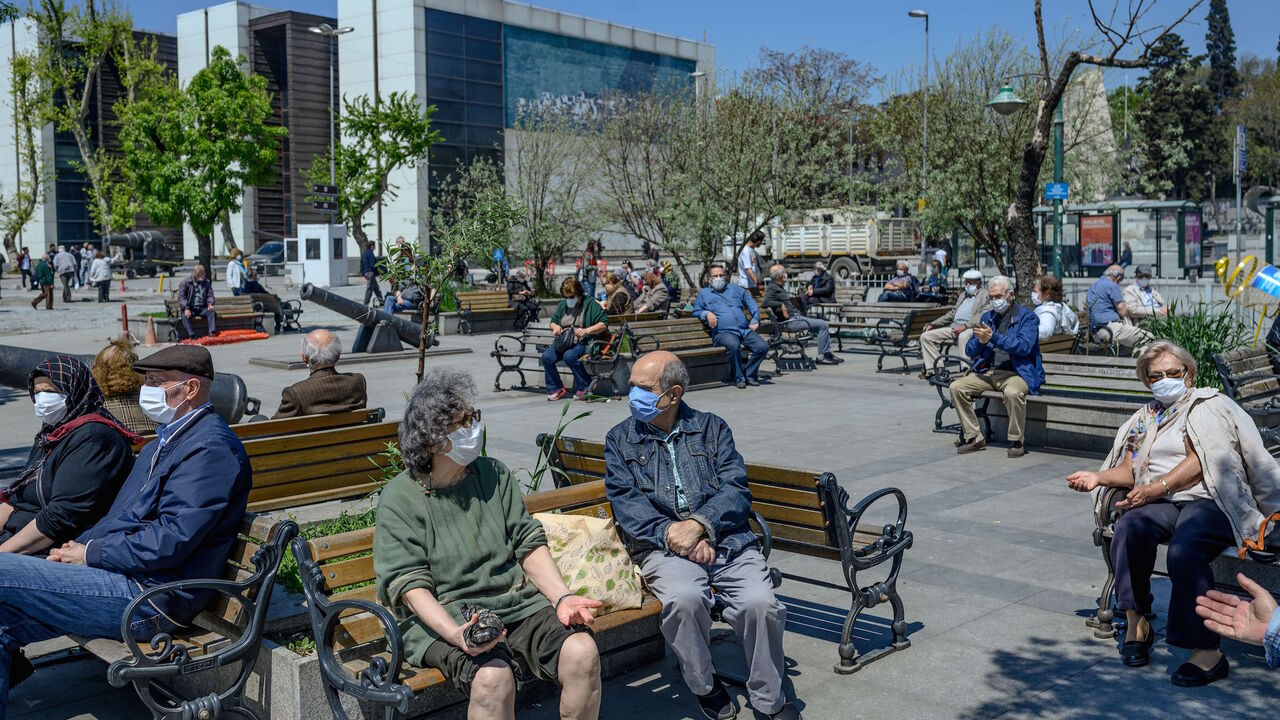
[321,554,376,591]
[248,478,383,512]
[309,528,376,562]
[243,422,399,455]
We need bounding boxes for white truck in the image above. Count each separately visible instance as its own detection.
[752,208,921,280]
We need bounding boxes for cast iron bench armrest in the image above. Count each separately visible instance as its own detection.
[292,537,412,720]
[836,486,912,573]
[108,520,298,719]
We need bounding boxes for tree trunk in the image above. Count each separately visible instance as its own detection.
[220,212,238,254]
[3,233,17,264]
[195,231,213,277]
[668,248,696,290]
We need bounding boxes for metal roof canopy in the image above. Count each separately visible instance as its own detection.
[1032,199,1199,214]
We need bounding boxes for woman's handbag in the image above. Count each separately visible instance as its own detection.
[553,306,579,354]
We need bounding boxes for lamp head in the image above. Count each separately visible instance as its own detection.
[908,9,928,18]
[987,85,1027,116]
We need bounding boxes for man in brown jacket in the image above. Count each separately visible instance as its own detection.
[272,329,368,419]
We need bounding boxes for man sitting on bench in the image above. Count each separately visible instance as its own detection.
[761,264,841,365]
[0,345,252,711]
[693,264,769,389]
[604,351,802,720]
[919,269,988,379]
[177,264,217,337]
[272,330,367,418]
[796,261,834,314]
[949,275,1043,458]
[877,260,919,303]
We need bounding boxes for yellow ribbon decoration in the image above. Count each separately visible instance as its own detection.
[1216,255,1260,300]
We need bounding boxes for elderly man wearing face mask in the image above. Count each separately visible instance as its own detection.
[0,345,251,711]
[948,275,1044,458]
[693,264,769,389]
[919,269,989,379]
[374,369,603,720]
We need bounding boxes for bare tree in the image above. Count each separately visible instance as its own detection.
[1,52,48,262]
[1004,0,1202,299]
[749,45,880,116]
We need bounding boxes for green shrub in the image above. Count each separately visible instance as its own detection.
[276,506,378,595]
[1139,301,1251,389]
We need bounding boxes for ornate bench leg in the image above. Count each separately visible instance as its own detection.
[1087,533,1119,638]
[835,590,866,674]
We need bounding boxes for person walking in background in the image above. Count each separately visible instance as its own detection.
[52,246,76,303]
[225,249,246,296]
[89,251,112,303]
[79,243,94,288]
[68,245,82,289]
[1120,241,1133,269]
[579,239,600,302]
[361,241,383,306]
[18,248,31,290]
[30,254,54,310]
[737,231,762,297]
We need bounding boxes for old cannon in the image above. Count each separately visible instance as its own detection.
[103,231,182,279]
[299,283,435,353]
[0,344,260,424]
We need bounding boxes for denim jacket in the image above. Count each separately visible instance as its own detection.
[604,403,755,559]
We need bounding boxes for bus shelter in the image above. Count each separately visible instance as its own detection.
[1266,196,1280,265]
[1033,199,1202,278]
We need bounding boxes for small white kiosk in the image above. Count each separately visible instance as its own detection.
[284,224,348,287]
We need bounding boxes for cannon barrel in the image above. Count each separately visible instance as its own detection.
[0,345,259,425]
[300,283,423,347]
[102,231,163,252]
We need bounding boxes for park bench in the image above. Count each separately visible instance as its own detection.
[931,352,1145,452]
[163,296,267,341]
[68,515,298,719]
[810,285,867,321]
[240,420,400,512]
[623,317,732,387]
[134,408,387,450]
[455,290,517,334]
[763,308,816,371]
[538,433,914,674]
[289,482,668,720]
[490,325,620,394]
[607,311,663,324]
[1212,345,1280,446]
[1086,487,1280,639]
[927,333,1078,432]
[829,303,948,372]
[249,292,303,334]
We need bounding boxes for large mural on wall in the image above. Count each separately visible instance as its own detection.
[502,25,695,127]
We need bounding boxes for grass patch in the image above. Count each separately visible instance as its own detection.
[138,311,167,318]
[277,506,379,595]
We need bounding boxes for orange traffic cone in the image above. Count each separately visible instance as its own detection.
[144,317,158,347]
[119,276,126,292]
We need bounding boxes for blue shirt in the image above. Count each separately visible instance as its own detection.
[649,422,690,513]
[692,283,760,337]
[1086,276,1124,329]
[1267,608,1280,668]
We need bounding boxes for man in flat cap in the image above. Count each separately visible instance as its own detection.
[0,345,253,711]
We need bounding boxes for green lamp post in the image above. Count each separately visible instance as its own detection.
[988,83,1065,278]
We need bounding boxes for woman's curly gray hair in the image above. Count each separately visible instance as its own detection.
[399,368,477,479]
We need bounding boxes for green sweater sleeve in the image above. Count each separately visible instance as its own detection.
[494,460,546,561]
[373,474,434,615]
[583,299,608,330]
[549,300,567,325]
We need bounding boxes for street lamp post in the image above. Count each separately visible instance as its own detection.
[309,23,355,225]
[987,79,1065,278]
[908,10,928,202]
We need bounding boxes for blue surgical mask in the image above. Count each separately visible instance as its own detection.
[628,386,670,423]
[565,297,578,308]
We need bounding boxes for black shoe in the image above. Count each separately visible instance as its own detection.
[9,649,33,688]
[1007,442,1026,459]
[824,353,844,364]
[1171,655,1228,687]
[735,380,747,389]
[696,679,736,720]
[745,377,760,386]
[815,356,838,365]
[1119,633,1154,667]
[770,704,803,720]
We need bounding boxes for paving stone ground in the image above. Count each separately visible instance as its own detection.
[1,278,1276,719]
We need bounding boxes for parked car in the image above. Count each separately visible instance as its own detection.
[250,241,285,276]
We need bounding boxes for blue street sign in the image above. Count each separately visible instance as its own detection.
[1044,182,1069,201]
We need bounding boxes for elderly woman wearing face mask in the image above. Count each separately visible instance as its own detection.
[1067,341,1280,687]
[0,356,140,555]
[374,369,603,720]
[542,277,608,402]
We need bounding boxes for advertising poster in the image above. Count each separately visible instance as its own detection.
[1081,215,1114,267]
[1184,212,1202,269]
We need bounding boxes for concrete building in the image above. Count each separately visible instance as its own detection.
[337,0,715,249]
[0,19,180,253]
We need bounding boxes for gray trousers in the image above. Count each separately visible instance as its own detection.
[640,547,787,715]
[783,316,832,356]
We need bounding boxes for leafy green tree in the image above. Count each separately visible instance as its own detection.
[1107,84,1147,194]
[1226,56,1280,187]
[1134,33,1215,199]
[306,92,441,250]
[1204,0,1239,111]
[0,1,19,22]
[117,45,286,273]
[381,159,525,382]
[1,52,49,263]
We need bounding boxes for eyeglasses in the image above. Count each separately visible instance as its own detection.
[1146,367,1186,382]
[454,409,482,429]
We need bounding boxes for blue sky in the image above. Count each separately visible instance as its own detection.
[124,0,1279,96]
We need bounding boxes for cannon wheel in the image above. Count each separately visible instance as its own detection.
[126,268,137,280]
[146,267,157,278]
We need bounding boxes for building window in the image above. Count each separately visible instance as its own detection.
[425,9,504,190]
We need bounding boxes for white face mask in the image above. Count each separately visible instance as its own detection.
[1137,278,1150,289]
[139,383,181,424]
[33,391,68,426]
[990,297,1010,314]
[1031,291,1041,306]
[565,297,578,308]
[1151,377,1188,406]
[444,422,484,467]
[711,277,727,291]
[896,268,906,276]
[964,283,979,296]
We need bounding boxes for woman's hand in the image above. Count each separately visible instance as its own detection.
[1116,482,1163,511]
[574,327,588,340]
[449,616,506,657]
[557,595,603,627]
[1066,471,1100,493]
[550,324,562,337]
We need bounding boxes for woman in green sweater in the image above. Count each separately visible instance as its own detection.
[542,277,609,401]
[374,369,603,720]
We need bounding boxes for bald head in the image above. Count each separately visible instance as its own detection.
[301,329,342,370]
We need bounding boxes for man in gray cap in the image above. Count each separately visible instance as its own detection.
[0,344,253,707]
[1122,264,1168,321]
[919,269,990,379]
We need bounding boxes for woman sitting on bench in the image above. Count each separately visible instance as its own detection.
[1066,340,1280,687]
